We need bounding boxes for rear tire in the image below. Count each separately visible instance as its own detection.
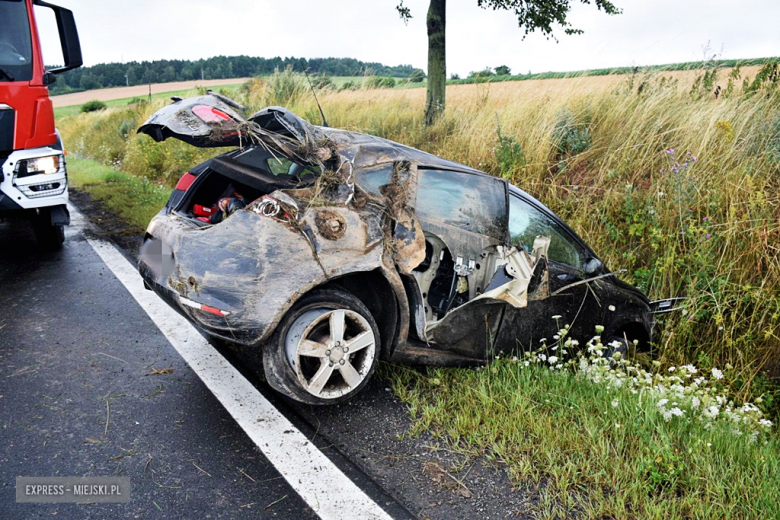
[263,288,381,405]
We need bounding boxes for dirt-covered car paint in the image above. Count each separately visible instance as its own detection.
[137,94,659,402]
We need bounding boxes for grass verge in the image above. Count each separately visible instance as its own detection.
[67,157,170,232]
[382,356,779,519]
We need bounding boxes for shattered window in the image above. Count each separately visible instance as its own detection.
[355,165,392,196]
[509,194,585,269]
[415,169,508,240]
[266,157,294,175]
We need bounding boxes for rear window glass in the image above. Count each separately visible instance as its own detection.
[415,169,507,240]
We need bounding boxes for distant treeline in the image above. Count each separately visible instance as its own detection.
[47,55,424,95]
[450,57,780,85]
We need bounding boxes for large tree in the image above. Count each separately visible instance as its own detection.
[397,0,621,125]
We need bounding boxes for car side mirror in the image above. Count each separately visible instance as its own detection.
[583,257,603,275]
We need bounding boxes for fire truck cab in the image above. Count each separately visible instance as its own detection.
[0,0,81,249]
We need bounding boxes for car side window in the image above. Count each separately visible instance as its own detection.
[355,165,393,196]
[509,194,585,269]
[415,169,508,241]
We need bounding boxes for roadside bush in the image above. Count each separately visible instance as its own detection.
[409,69,425,83]
[365,76,397,89]
[553,107,591,156]
[494,118,526,178]
[80,100,107,113]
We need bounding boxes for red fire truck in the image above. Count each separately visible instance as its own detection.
[0,0,81,249]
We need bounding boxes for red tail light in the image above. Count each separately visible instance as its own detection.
[175,172,197,191]
[192,105,232,123]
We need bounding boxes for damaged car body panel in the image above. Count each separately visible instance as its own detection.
[137,94,657,404]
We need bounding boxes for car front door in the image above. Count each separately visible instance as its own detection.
[493,194,604,356]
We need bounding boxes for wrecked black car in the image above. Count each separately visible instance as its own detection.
[137,94,669,405]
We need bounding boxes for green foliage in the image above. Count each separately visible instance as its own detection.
[265,66,306,106]
[66,157,170,232]
[310,73,334,91]
[409,69,426,83]
[553,108,591,155]
[468,67,495,79]
[744,59,780,98]
[495,117,526,177]
[80,100,107,113]
[495,64,511,76]
[475,0,621,36]
[365,76,397,89]
[339,80,358,91]
[48,55,424,95]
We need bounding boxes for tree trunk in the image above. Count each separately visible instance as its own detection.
[425,0,446,126]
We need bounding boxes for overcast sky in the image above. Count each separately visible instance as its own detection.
[34,0,780,76]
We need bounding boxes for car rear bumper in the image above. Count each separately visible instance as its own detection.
[138,255,257,345]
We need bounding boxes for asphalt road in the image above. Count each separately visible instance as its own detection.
[0,200,534,519]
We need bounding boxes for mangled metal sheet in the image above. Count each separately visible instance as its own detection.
[137,96,561,357]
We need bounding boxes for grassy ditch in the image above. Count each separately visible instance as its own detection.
[67,157,170,232]
[381,334,779,518]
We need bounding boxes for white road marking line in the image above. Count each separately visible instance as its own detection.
[75,221,392,519]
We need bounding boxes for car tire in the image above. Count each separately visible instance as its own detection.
[605,335,630,362]
[34,222,65,251]
[263,287,381,405]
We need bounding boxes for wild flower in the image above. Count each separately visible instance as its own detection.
[516,322,773,441]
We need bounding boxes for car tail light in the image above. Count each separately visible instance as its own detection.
[192,105,232,123]
[175,172,197,191]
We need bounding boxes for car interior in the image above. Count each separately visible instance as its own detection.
[176,146,317,224]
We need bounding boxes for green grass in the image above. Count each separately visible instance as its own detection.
[67,157,170,232]
[54,83,245,119]
[382,359,780,518]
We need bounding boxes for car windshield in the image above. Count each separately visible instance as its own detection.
[0,0,34,81]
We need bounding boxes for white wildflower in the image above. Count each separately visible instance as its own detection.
[611,399,619,408]
[712,368,724,380]
[670,407,685,417]
[692,397,700,408]
[551,315,562,320]
[668,366,676,372]
[548,356,559,364]
[608,305,616,311]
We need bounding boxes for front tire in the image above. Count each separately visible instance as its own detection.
[263,288,381,405]
[34,221,65,251]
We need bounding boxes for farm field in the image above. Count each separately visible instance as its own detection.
[50,77,249,108]
[57,61,780,518]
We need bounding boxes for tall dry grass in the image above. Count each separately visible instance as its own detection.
[59,66,780,407]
